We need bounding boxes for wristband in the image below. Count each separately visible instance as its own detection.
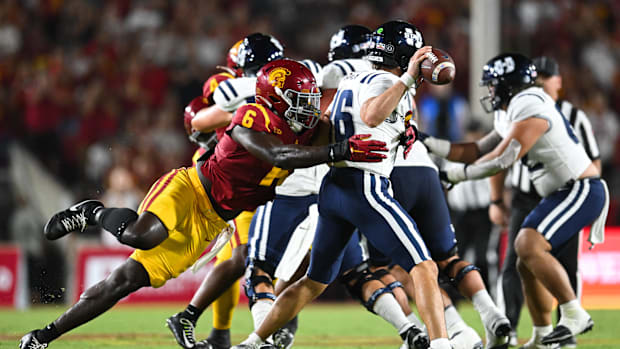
[490,199,503,206]
[399,72,416,89]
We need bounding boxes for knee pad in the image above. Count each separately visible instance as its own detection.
[244,262,276,308]
[340,262,389,313]
[369,268,403,292]
[441,258,480,288]
[98,208,138,239]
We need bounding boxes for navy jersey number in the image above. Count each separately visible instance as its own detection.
[331,89,354,142]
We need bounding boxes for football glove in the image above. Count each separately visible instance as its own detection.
[328,134,387,162]
[399,115,419,159]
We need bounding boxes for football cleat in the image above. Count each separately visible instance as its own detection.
[272,327,295,349]
[19,331,48,349]
[449,326,483,349]
[558,336,576,349]
[484,312,511,349]
[230,344,277,349]
[44,200,103,240]
[166,312,197,348]
[403,325,430,349]
[540,318,593,346]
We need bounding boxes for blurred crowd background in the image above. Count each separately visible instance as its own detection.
[0,0,618,303]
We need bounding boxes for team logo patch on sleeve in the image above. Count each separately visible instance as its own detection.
[269,67,291,88]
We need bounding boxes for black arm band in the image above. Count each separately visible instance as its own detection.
[490,199,503,206]
[328,140,349,162]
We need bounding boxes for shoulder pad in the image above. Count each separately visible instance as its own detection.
[231,103,274,134]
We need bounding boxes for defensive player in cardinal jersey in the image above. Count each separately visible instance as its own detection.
[166,34,286,349]
[241,24,427,349]
[421,53,609,348]
[19,59,387,349]
[234,20,454,349]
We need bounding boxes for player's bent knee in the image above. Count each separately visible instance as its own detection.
[244,261,276,308]
[413,260,439,278]
[439,257,480,288]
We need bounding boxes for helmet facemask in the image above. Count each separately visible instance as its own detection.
[275,87,321,133]
[479,80,502,113]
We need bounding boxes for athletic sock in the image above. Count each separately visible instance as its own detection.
[406,312,425,331]
[558,299,589,333]
[533,325,553,337]
[372,294,412,335]
[251,300,274,330]
[471,289,498,327]
[430,337,451,349]
[207,328,231,347]
[35,323,60,343]
[283,315,299,334]
[444,304,466,335]
[95,207,138,240]
[183,304,203,323]
[241,332,264,345]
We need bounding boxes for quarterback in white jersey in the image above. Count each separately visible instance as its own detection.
[422,53,608,347]
[235,20,456,349]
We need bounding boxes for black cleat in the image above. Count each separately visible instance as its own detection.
[230,344,277,349]
[558,335,576,348]
[272,327,295,349]
[403,325,430,349]
[19,331,48,349]
[195,338,229,349]
[541,319,593,346]
[44,200,103,240]
[166,312,197,348]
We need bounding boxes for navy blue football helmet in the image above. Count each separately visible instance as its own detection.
[479,53,537,112]
[328,25,372,62]
[366,20,424,72]
[237,33,285,77]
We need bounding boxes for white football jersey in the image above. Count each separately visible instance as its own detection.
[321,58,373,89]
[330,71,411,177]
[213,77,256,112]
[300,59,323,87]
[494,87,592,197]
[275,59,328,197]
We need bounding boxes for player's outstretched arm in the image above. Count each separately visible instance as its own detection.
[421,129,503,164]
[191,104,233,133]
[231,126,387,170]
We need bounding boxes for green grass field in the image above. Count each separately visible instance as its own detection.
[1,303,619,348]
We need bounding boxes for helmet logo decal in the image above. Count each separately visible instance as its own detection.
[268,67,291,88]
[404,28,423,48]
[377,28,384,34]
[330,29,345,49]
[493,56,516,75]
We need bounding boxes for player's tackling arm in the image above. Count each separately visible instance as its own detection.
[231,125,387,170]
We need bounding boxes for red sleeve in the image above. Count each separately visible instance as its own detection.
[230,104,273,134]
[203,72,234,103]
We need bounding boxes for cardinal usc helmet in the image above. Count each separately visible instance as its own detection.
[237,33,285,77]
[480,53,537,112]
[184,96,218,149]
[328,24,372,61]
[255,59,321,132]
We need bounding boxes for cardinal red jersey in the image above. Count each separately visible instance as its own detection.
[200,103,315,211]
[203,72,234,103]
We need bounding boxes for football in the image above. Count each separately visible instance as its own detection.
[420,48,456,85]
